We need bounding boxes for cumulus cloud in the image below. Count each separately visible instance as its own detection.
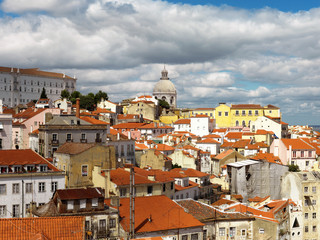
[1,0,320,124]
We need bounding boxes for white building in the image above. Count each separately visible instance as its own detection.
[0,67,76,107]
[0,149,65,218]
[251,116,289,139]
[0,100,12,149]
[173,119,191,132]
[190,115,210,137]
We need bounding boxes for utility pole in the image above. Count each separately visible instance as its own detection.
[129,166,135,239]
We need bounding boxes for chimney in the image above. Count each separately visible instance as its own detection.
[128,131,131,140]
[117,133,120,141]
[76,98,80,118]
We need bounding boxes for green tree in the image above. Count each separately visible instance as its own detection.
[158,99,170,109]
[40,87,48,99]
[288,164,300,172]
[60,89,70,99]
[172,163,182,169]
[80,93,95,111]
[69,91,81,104]
[94,90,108,104]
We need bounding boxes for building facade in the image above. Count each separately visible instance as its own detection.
[0,67,76,107]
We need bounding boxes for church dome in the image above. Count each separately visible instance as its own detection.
[153,67,176,94]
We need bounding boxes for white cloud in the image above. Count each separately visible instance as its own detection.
[1,0,320,124]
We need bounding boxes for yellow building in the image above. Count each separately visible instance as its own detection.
[192,108,215,119]
[214,103,281,128]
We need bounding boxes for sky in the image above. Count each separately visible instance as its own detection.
[0,0,320,125]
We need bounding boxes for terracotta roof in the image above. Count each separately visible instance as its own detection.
[225,132,242,139]
[256,129,270,135]
[138,95,153,98]
[153,144,175,151]
[13,107,46,120]
[110,168,155,186]
[231,104,263,109]
[105,195,204,233]
[175,180,199,191]
[214,149,235,160]
[183,145,201,151]
[55,142,96,155]
[202,134,221,138]
[80,116,109,125]
[174,119,191,125]
[220,140,234,148]
[0,149,60,171]
[0,67,74,79]
[177,199,249,221]
[170,168,208,177]
[55,188,103,200]
[191,114,209,118]
[281,138,315,150]
[112,122,147,129]
[196,138,220,144]
[133,168,174,183]
[135,143,149,150]
[265,104,279,109]
[92,108,114,114]
[232,139,251,148]
[212,129,227,133]
[0,216,84,239]
[211,198,237,207]
[250,152,282,164]
[117,114,140,119]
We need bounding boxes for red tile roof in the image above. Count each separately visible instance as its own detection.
[0,67,74,79]
[232,139,251,148]
[55,188,104,200]
[214,149,235,160]
[105,195,204,233]
[174,119,191,124]
[202,134,221,138]
[80,116,109,125]
[13,107,46,120]
[117,114,140,119]
[55,142,96,155]
[231,104,263,109]
[281,138,315,150]
[196,138,220,144]
[225,132,243,139]
[0,149,60,171]
[109,168,155,186]
[112,122,147,129]
[191,114,209,118]
[170,168,208,177]
[250,152,282,164]
[153,144,175,151]
[0,216,84,239]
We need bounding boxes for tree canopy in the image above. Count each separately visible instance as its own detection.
[158,99,170,109]
[288,164,300,172]
[40,87,48,99]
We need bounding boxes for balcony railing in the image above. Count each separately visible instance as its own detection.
[80,139,87,143]
[66,139,73,143]
[51,140,59,144]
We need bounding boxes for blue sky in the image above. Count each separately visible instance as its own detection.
[167,0,320,12]
[0,0,320,125]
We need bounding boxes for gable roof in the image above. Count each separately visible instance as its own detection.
[170,168,208,177]
[0,216,84,239]
[174,119,191,125]
[196,138,220,144]
[105,195,204,233]
[0,67,74,79]
[55,142,96,155]
[109,168,155,186]
[55,188,103,200]
[80,116,109,125]
[231,104,263,109]
[214,149,235,160]
[281,138,315,150]
[225,132,243,139]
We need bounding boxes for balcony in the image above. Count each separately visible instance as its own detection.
[66,139,73,143]
[51,139,59,145]
[80,139,87,143]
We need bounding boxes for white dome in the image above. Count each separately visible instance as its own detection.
[153,79,176,94]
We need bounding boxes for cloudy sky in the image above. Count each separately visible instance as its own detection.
[0,0,320,125]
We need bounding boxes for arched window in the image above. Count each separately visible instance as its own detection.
[170,96,174,104]
[162,96,166,101]
[235,120,239,126]
[248,120,251,127]
[242,120,246,127]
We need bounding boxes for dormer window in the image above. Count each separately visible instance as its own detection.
[67,200,74,210]
[14,166,21,173]
[0,167,8,173]
[40,165,47,172]
[92,198,98,207]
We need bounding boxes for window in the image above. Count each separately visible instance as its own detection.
[0,184,6,195]
[313,225,317,232]
[242,110,246,115]
[26,183,32,193]
[171,182,174,190]
[304,187,308,193]
[255,110,259,115]
[235,120,239,126]
[235,110,239,116]
[293,151,296,158]
[51,182,58,192]
[52,133,58,141]
[309,151,312,157]
[218,112,222,116]
[38,182,45,192]
[163,184,166,192]
[99,219,106,231]
[147,186,153,195]
[229,227,236,237]
[66,133,72,141]
[26,204,30,214]
[182,235,188,240]
[305,226,309,232]
[12,205,19,218]
[82,165,88,176]
[109,218,116,228]
[225,112,228,116]
[67,200,73,210]
[92,198,98,207]
[219,227,225,236]
[305,213,308,219]
[259,228,265,234]
[313,212,316,219]
[301,151,304,158]
[80,199,86,208]
[306,161,309,167]
[312,200,316,205]
[242,120,246,127]
[191,233,198,240]
[40,165,47,172]
[248,110,252,115]
[85,220,90,231]
[312,186,316,193]
[81,133,86,140]
[241,229,246,236]
[0,205,6,217]
[12,183,20,194]
[120,188,127,197]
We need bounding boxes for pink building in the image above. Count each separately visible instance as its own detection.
[270,138,316,171]
[12,107,60,149]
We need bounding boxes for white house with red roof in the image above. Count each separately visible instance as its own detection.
[0,149,65,218]
[270,138,316,171]
[97,98,122,114]
[251,115,289,139]
[196,137,220,155]
[173,118,191,132]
